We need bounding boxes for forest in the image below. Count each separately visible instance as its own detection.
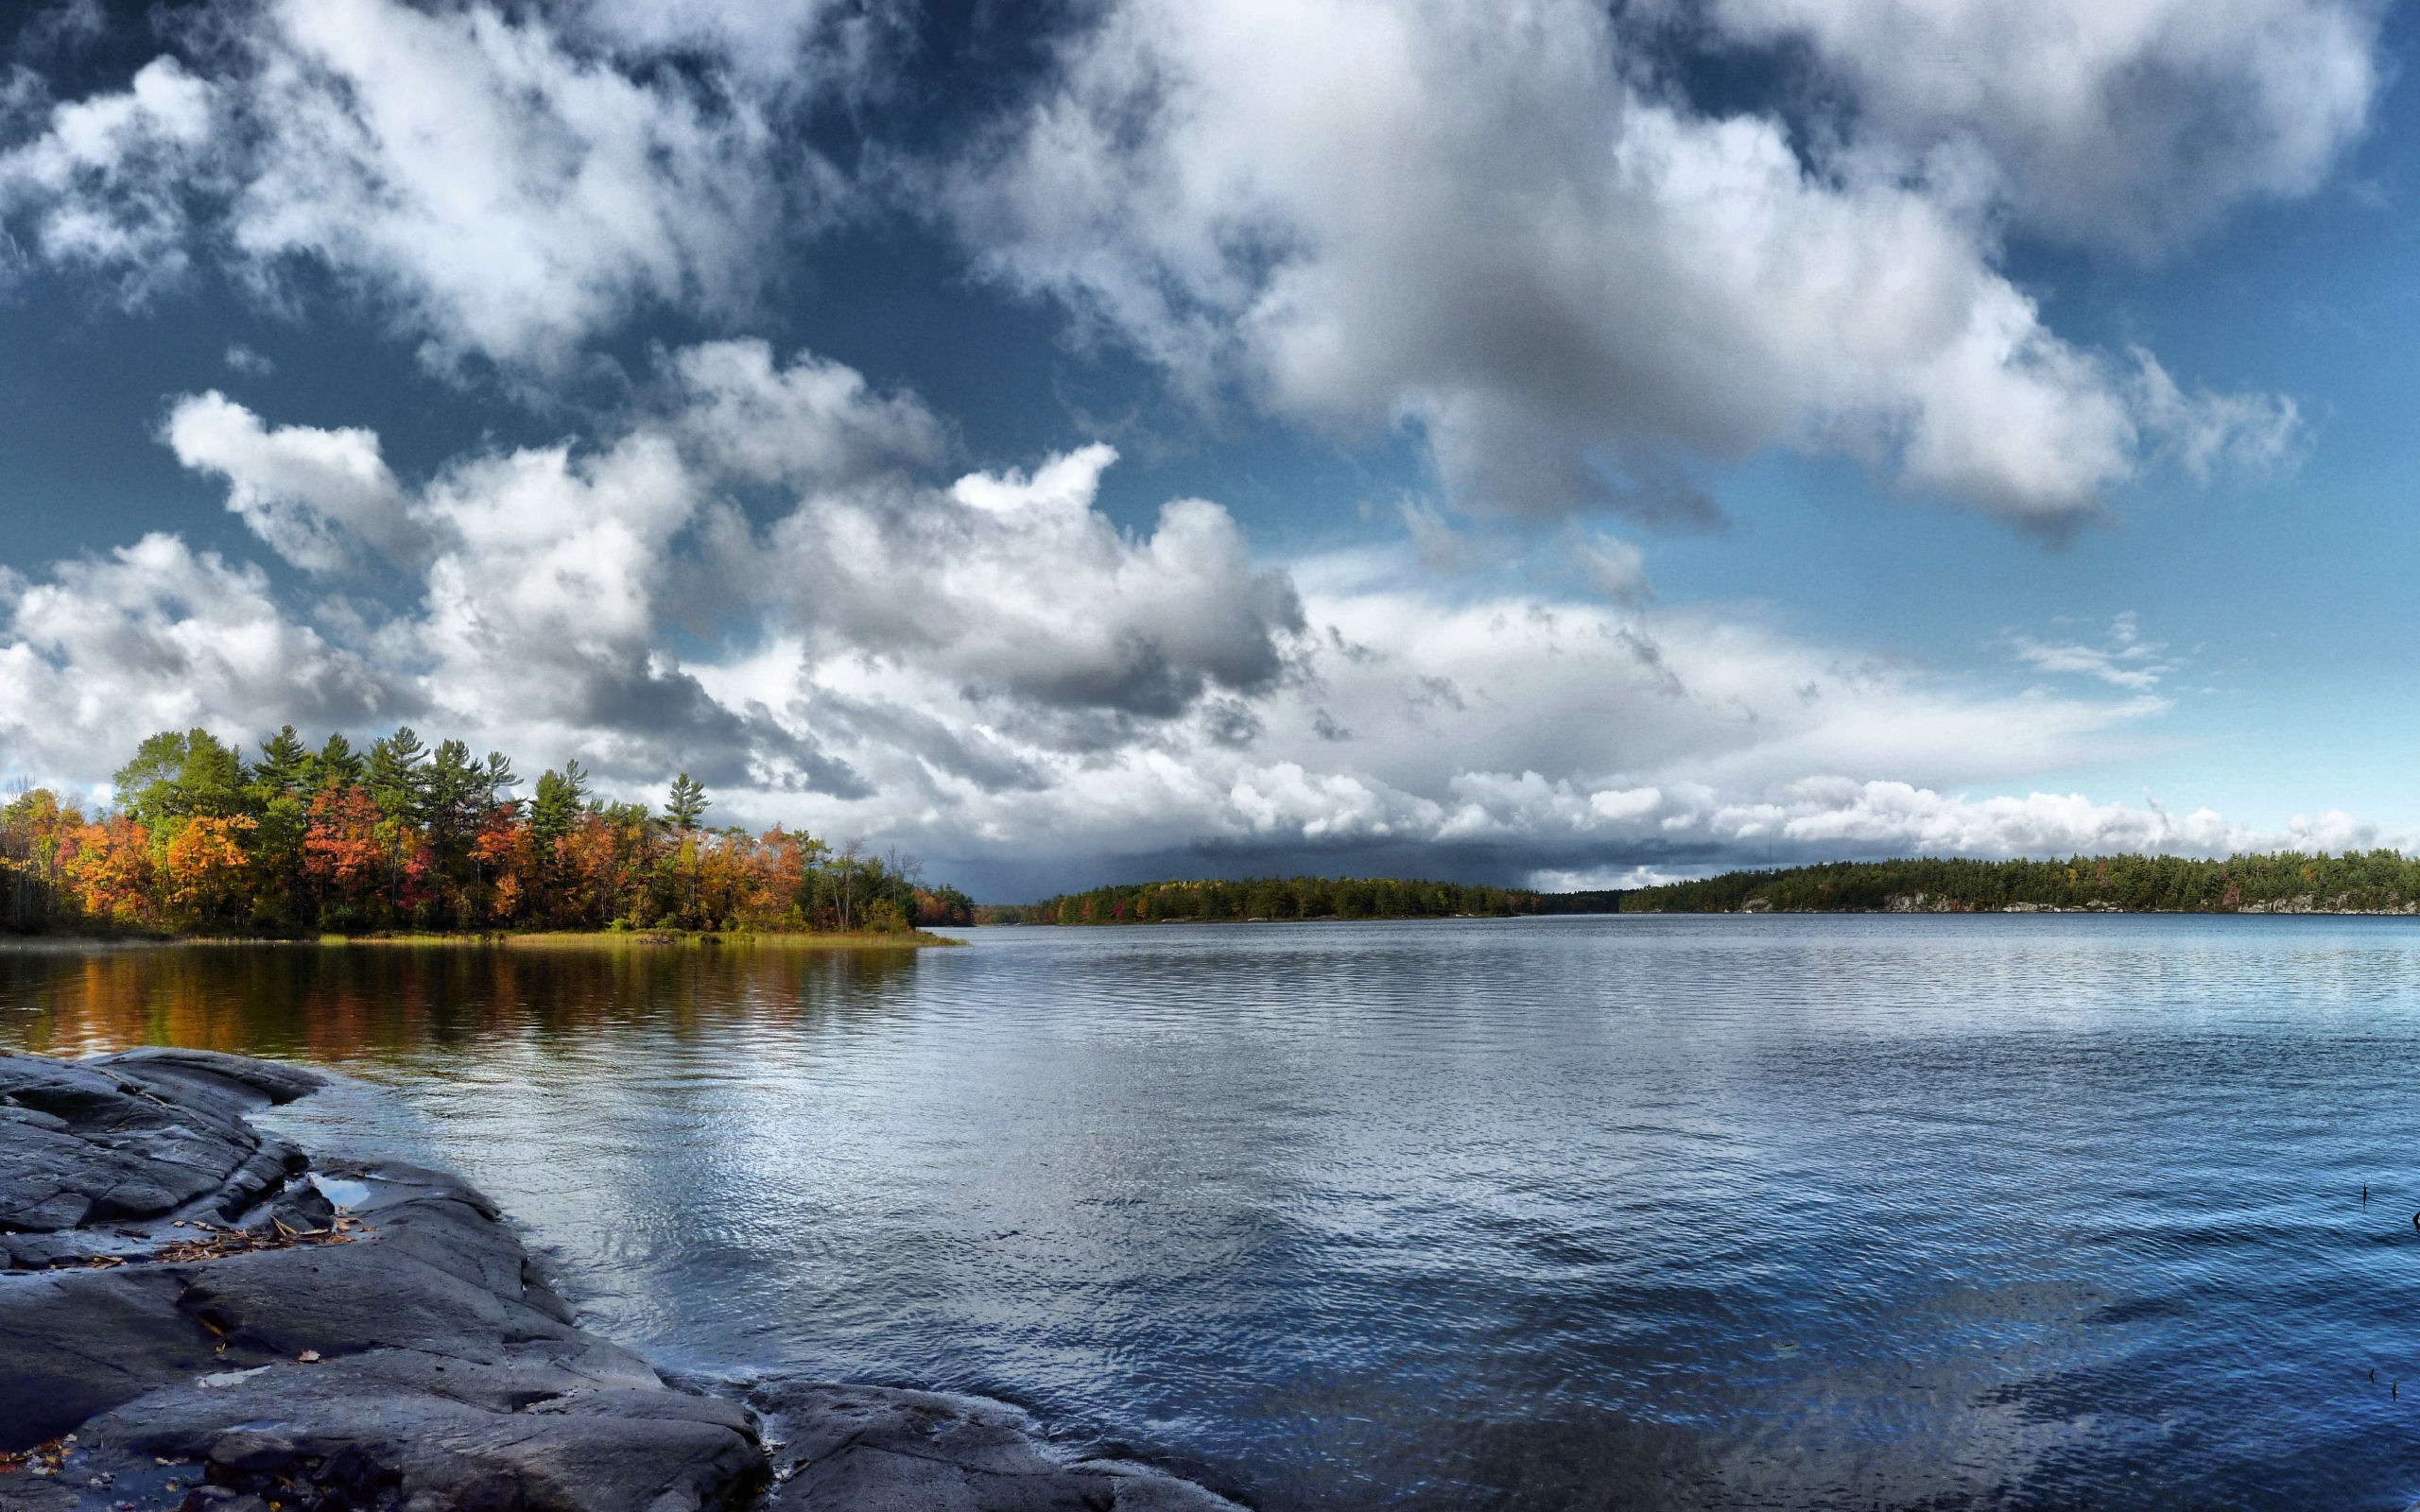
[979,875,1550,924]
[0,725,976,937]
[1624,851,2420,914]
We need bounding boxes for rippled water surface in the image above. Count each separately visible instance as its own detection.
[9,916,2420,1509]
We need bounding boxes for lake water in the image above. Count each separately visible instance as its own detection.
[8,915,2420,1509]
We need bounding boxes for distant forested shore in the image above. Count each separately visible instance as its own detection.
[0,725,975,937]
[982,851,2420,926]
[1623,852,2420,915]
[977,876,1623,924]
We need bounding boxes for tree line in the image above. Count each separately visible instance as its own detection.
[1624,851,2420,914]
[979,875,1548,925]
[0,726,976,936]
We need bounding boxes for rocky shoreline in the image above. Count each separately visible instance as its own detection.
[0,1049,1241,1512]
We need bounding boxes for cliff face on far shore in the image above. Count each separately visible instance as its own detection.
[0,1048,1241,1512]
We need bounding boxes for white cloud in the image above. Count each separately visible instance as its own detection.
[0,56,217,300]
[0,0,856,371]
[666,338,947,484]
[0,533,397,777]
[164,390,417,573]
[1701,0,2381,257]
[764,444,1303,725]
[2007,611,2177,691]
[2130,352,2306,481]
[946,0,2316,526]
[1571,531,1650,606]
[669,538,2203,873]
[222,0,794,372]
[113,347,1301,798]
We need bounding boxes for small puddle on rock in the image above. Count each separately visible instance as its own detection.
[310,1175,373,1210]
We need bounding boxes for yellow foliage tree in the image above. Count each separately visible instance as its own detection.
[164,814,257,925]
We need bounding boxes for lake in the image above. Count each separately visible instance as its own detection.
[7,915,2420,1510]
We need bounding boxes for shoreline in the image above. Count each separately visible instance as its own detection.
[0,929,963,951]
[0,1048,1233,1512]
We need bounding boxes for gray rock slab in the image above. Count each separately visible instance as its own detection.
[77,1355,763,1512]
[0,1049,319,1234]
[751,1383,1245,1512]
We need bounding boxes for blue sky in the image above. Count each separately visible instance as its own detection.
[0,0,2412,898]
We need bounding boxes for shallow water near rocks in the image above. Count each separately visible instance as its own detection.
[9,914,2420,1509]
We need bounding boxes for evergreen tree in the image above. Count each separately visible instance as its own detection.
[310,733,366,791]
[251,726,310,795]
[664,774,708,833]
[365,728,429,823]
[479,751,517,811]
[423,740,484,843]
[530,761,590,842]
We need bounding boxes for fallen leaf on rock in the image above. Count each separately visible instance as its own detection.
[0,1438,69,1476]
[155,1221,366,1263]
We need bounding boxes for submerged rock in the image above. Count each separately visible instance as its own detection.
[0,1049,1244,1512]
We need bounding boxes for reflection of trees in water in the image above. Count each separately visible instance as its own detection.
[0,944,925,1062]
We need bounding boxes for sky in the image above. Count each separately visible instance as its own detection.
[0,0,2414,900]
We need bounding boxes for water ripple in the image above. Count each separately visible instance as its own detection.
[10,915,2420,1508]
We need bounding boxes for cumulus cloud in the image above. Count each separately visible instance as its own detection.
[72,344,1295,802]
[1543,785,2389,891]
[164,390,418,573]
[0,533,398,776]
[569,0,906,94]
[0,0,853,370]
[665,338,947,485]
[1570,530,1651,606]
[946,0,2319,526]
[1699,0,2382,257]
[765,444,1303,724]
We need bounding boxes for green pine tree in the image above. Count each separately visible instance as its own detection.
[664,773,708,833]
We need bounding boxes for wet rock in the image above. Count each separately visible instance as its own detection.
[0,1263,230,1441]
[751,1383,1245,1512]
[0,1050,320,1236]
[81,1353,759,1512]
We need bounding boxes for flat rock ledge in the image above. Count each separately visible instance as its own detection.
[0,1050,1242,1512]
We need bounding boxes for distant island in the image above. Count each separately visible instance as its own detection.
[1623,852,2420,915]
[0,725,976,939]
[977,876,1622,924]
